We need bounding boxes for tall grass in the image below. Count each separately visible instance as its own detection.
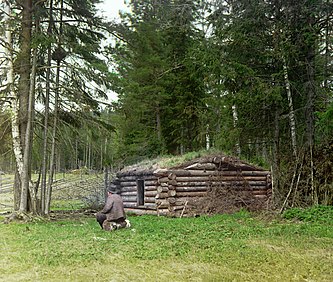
[0,210,332,282]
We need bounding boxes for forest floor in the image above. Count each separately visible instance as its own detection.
[0,209,332,282]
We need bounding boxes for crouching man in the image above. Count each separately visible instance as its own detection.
[96,187,130,231]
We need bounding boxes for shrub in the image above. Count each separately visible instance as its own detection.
[282,205,333,223]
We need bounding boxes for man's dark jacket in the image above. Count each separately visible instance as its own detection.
[100,193,126,221]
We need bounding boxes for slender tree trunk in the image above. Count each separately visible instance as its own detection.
[41,0,54,215]
[100,142,103,169]
[232,104,241,156]
[85,136,89,167]
[180,127,184,155]
[323,0,330,91]
[2,2,20,210]
[45,0,63,214]
[21,45,38,213]
[156,103,161,141]
[206,124,210,150]
[305,15,317,204]
[272,106,280,205]
[88,142,91,169]
[75,138,78,168]
[104,166,109,199]
[16,0,33,212]
[282,57,297,158]
[305,37,315,150]
[45,59,60,214]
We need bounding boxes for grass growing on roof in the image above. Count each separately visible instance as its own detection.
[121,148,223,172]
[1,209,332,282]
[121,148,270,173]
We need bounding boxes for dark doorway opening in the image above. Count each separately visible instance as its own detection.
[137,179,145,205]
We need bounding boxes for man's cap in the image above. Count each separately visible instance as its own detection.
[108,186,117,193]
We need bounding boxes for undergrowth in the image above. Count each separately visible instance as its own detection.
[282,205,333,223]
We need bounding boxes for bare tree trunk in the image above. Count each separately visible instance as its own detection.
[75,138,78,168]
[16,0,32,213]
[156,103,161,141]
[88,142,91,169]
[45,0,64,214]
[282,57,297,158]
[104,166,109,199]
[1,2,20,210]
[323,0,330,91]
[271,107,280,205]
[305,15,317,204]
[180,127,184,155]
[45,59,60,214]
[232,104,241,156]
[41,0,53,215]
[100,142,103,169]
[21,44,38,213]
[206,124,210,150]
[45,66,58,213]
[280,153,305,213]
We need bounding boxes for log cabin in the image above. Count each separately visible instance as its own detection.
[110,154,272,217]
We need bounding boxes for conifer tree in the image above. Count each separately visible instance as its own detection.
[110,0,207,160]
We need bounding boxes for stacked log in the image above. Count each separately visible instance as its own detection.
[154,172,178,215]
[153,162,271,216]
[114,158,271,217]
[117,173,159,214]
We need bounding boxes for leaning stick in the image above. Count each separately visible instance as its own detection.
[180,200,188,218]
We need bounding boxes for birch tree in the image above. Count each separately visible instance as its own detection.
[0,1,18,183]
[0,0,37,214]
[15,0,39,213]
[282,57,297,158]
[1,0,114,216]
[40,0,53,215]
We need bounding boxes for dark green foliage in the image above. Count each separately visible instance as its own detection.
[316,103,333,144]
[283,205,333,224]
[203,0,282,156]
[2,0,333,209]
[109,0,207,160]
[313,143,333,205]
[30,0,115,172]
[99,0,333,207]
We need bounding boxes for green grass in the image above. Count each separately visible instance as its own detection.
[120,148,271,171]
[0,210,332,282]
[121,149,221,171]
[283,205,333,223]
[51,200,86,211]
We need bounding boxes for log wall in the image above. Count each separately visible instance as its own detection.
[115,173,159,213]
[115,160,271,217]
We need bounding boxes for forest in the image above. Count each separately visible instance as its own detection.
[0,0,332,216]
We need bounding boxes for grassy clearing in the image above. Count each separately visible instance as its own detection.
[50,199,86,211]
[0,210,332,282]
[0,173,102,214]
